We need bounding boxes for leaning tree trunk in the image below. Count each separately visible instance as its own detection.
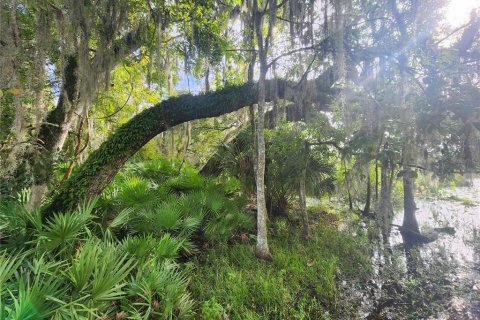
[42,65,335,218]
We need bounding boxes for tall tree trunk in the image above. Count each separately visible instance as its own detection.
[363,172,371,216]
[252,0,274,261]
[389,0,420,236]
[255,70,272,260]
[299,143,309,241]
[377,156,394,236]
[247,0,257,178]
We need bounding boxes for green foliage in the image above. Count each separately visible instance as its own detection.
[98,158,253,244]
[211,122,336,216]
[201,297,226,320]
[0,158,255,319]
[189,222,370,319]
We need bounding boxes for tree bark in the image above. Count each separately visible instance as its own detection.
[255,72,272,260]
[252,0,275,261]
[299,143,309,241]
[402,171,419,233]
[363,172,371,216]
[28,26,146,209]
[389,0,420,236]
[377,156,394,235]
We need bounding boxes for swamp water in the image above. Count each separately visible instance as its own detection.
[347,180,480,319]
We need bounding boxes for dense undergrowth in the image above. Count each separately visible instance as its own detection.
[190,222,370,319]
[0,159,370,319]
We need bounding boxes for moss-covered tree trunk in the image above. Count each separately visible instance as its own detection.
[42,63,334,217]
[43,83,256,215]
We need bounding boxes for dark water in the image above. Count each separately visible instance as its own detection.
[350,180,480,319]
[391,180,480,319]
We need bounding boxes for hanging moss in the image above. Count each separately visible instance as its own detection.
[43,70,337,217]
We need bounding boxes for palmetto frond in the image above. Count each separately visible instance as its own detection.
[127,261,194,318]
[166,173,205,194]
[68,239,136,306]
[1,254,67,319]
[121,234,182,262]
[0,251,24,296]
[133,159,178,182]
[117,176,159,209]
[38,210,90,253]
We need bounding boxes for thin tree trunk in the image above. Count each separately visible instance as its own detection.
[184,122,191,155]
[253,0,274,261]
[343,159,353,210]
[402,170,419,233]
[255,73,272,260]
[300,143,309,241]
[463,120,475,183]
[205,63,210,92]
[363,172,371,216]
[378,157,394,235]
[375,159,379,202]
[170,127,175,161]
[247,0,257,178]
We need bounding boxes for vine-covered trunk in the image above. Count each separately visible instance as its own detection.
[29,55,81,209]
[42,64,335,218]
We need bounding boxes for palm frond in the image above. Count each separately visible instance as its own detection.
[38,211,90,253]
[117,176,159,209]
[0,251,24,296]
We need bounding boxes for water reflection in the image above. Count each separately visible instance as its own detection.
[386,179,480,319]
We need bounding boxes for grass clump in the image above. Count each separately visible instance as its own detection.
[189,220,370,319]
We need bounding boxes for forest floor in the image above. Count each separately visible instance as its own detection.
[189,179,480,319]
[188,207,372,319]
